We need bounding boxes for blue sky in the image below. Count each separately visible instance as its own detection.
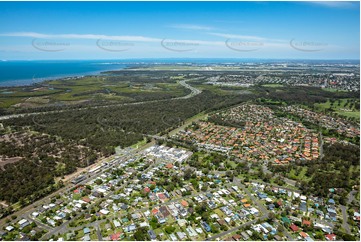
[0,1,359,60]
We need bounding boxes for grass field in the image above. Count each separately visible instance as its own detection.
[288,167,309,182]
[314,98,360,121]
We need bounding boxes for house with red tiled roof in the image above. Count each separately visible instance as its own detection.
[151,208,159,215]
[290,223,299,232]
[302,219,312,227]
[325,234,336,241]
[299,232,309,239]
[165,163,173,169]
[144,187,151,193]
[110,232,122,241]
[157,193,167,201]
[181,200,189,207]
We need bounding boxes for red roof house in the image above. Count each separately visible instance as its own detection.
[290,224,299,232]
[302,219,312,227]
[165,163,174,169]
[151,208,159,215]
[181,200,189,207]
[325,234,336,241]
[299,232,309,239]
[110,232,122,241]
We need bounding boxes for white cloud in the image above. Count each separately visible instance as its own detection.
[0,31,227,46]
[208,32,265,41]
[309,1,357,9]
[208,32,286,43]
[170,24,214,31]
[0,32,161,42]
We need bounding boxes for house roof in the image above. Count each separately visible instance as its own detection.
[290,224,299,232]
[325,234,336,241]
[158,193,166,200]
[151,208,159,215]
[302,219,312,226]
[217,219,226,225]
[181,200,189,207]
[232,234,241,240]
[110,232,122,241]
[159,206,170,217]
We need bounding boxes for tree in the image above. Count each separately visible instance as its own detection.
[184,168,193,180]
[201,184,208,192]
[165,225,176,234]
[210,224,219,233]
[220,224,228,231]
[268,212,276,222]
[94,179,103,185]
[134,227,149,241]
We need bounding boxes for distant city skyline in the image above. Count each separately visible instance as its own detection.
[0,1,359,60]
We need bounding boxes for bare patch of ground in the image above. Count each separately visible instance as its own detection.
[0,157,22,170]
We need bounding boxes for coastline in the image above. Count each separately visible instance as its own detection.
[0,61,130,88]
[0,71,111,88]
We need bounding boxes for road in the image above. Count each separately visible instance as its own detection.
[0,78,202,121]
[347,190,357,204]
[41,149,156,240]
[234,178,294,241]
[319,132,324,160]
[206,178,293,241]
[0,78,202,224]
[262,164,297,188]
[96,223,102,241]
[338,190,358,235]
[206,215,268,241]
[0,144,150,234]
[340,205,351,234]
[176,80,202,99]
[338,189,359,235]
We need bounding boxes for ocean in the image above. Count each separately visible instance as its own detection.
[0,60,130,87]
[0,59,227,86]
[0,59,357,87]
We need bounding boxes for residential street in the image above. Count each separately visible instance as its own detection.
[340,205,351,234]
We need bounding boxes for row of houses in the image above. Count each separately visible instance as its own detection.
[176,104,321,164]
[281,106,359,138]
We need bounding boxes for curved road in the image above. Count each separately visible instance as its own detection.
[0,79,202,121]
